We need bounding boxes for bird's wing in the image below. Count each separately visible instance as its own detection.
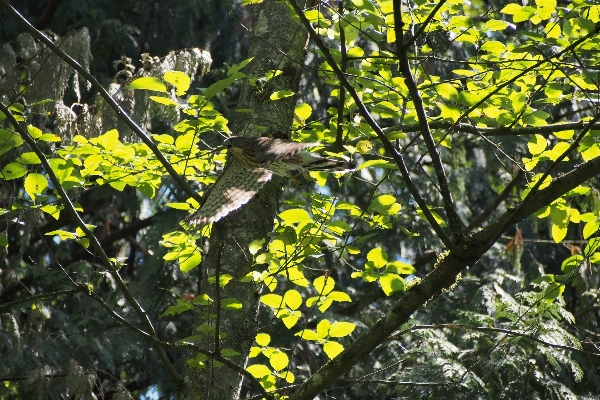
[188,161,272,226]
[255,140,318,164]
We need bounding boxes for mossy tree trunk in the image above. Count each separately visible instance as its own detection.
[177,1,315,398]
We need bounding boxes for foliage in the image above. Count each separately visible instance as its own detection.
[1,0,600,399]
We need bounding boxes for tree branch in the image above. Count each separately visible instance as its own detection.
[288,142,600,400]
[394,0,464,236]
[288,0,459,253]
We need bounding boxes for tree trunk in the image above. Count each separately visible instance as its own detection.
[177,1,314,398]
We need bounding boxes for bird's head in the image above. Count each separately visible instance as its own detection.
[223,136,245,149]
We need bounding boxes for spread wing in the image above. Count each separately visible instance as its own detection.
[255,140,318,165]
[188,160,272,226]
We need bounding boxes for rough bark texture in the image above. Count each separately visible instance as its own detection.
[177,1,314,399]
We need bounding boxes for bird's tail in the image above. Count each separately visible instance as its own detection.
[303,158,356,173]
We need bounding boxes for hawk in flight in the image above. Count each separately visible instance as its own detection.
[188,136,355,226]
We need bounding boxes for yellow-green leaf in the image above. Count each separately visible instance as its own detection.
[316,319,331,338]
[255,333,271,347]
[313,276,335,296]
[269,90,295,101]
[380,273,405,295]
[323,341,344,359]
[295,103,312,120]
[261,293,284,308]
[24,173,48,201]
[246,364,271,378]
[149,96,180,107]
[268,350,289,371]
[180,250,201,272]
[583,221,600,239]
[279,208,310,224]
[284,289,302,310]
[295,329,320,340]
[1,162,27,180]
[329,322,355,338]
[528,134,547,155]
[163,71,191,96]
[125,76,167,92]
[367,247,388,269]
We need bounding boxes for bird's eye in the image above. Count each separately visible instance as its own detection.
[225,143,233,149]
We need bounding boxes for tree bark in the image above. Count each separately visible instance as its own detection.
[177,1,315,398]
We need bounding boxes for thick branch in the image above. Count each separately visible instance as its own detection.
[289,149,600,400]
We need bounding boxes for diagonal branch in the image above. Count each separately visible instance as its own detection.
[288,0,459,253]
[288,142,600,400]
[0,103,181,383]
[0,0,203,206]
[393,0,464,236]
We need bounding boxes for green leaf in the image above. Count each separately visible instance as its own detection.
[329,322,356,338]
[125,76,167,92]
[0,234,7,247]
[313,276,335,296]
[220,348,241,357]
[246,364,271,378]
[261,294,284,308]
[323,341,344,359]
[268,350,289,371]
[561,255,583,274]
[1,163,27,180]
[269,90,295,101]
[279,208,310,224]
[584,237,600,257]
[149,96,180,107]
[295,103,312,120]
[255,333,271,347]
[221,298,243,310]
[180,250,201,272]
[358,159,396,170]
[284,289,303,310]
[380,273,405,296]
[163,71,191,96]
[24,173,48,201]
[0,128,25,156]
[367,247,388,269]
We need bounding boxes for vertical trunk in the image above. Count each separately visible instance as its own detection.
[177,1,314,398]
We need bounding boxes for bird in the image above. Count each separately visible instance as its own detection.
[188,136,355,226]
